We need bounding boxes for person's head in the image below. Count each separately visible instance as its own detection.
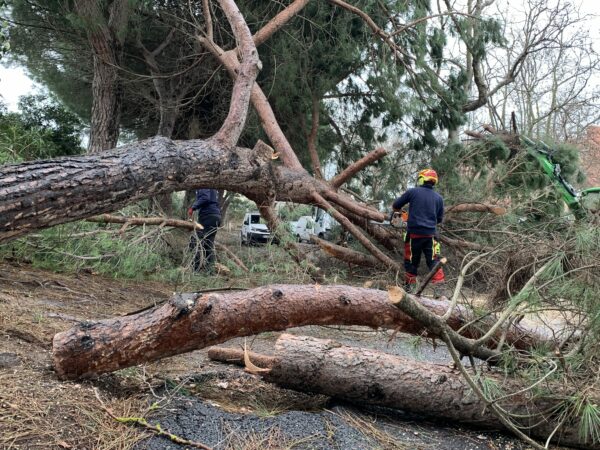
[417,168,438,187]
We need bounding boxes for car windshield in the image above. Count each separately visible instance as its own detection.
[250,215,261,224]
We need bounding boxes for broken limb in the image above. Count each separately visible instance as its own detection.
[438,235,493,252]
[311,192,401,271]
[415,257,447,296]
[214,242,249,273]
[86,214,203,230]
[53,285,560,380]
[310,235,384,269]
[87,213,247,272]
[93,389,212,450]
[330,147,388,189]
[387,286,501,363]
[208,334,595,449]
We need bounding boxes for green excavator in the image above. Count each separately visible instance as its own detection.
[520,136,600,217]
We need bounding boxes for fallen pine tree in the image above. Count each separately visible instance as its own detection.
[209,333,599,450]
[52,285,563,380]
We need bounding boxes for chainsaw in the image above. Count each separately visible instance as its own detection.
[368,210,407,229]
[389,210,407,228]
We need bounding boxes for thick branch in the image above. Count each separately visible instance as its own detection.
[253,0,310,47]
[0,138,282,242]
[323,190,385,222]
[310,235,383,269]
[388,287,501,362]
[51,284,552,379]
[330,147,388,189]
[86,214,203,230]
[306,95,323,179]
[312,192,401,271]
[211,0,261,148]
[88,213,249,272]
[201,0,213,41]
[439,235,493,252]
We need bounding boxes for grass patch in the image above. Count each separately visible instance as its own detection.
[0,368,149,450]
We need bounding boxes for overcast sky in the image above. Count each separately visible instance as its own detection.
[1,0,599,112]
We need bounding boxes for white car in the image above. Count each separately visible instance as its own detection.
[240,212,277,245]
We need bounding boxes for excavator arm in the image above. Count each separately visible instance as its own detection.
[520,136,581,209]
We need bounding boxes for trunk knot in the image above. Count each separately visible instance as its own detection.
[338,295,351,305]
[272,289,284,300]
[431,374,447,385]
[171,294,196,318]
[203,294,220,315]
[80,335,94,350]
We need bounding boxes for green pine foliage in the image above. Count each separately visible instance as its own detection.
[0,96,83,163]
[433,134,589,221]
[5,0,515,178]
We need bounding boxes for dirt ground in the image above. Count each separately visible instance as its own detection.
[0,260,534,450]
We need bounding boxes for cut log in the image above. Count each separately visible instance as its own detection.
[52,285,559,380]
[209,334,597,450]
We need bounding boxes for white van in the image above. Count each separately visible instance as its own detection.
[240,212,276,245]
[292,216,316,242]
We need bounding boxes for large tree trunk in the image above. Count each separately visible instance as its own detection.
[74,0,131,153]
[209,334,597,450]
[0,136,388,243]
[52,285,558,380]
[0,138,302,242]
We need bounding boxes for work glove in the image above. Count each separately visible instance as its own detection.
[187,207,193,218]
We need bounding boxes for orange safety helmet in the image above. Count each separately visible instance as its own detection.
[417,168,438,186]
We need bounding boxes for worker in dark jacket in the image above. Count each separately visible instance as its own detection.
[392,169,446,296]
[188,189,221,272]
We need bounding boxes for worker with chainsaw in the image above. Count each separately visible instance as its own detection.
[188,189,221,273]
[392,169,446,297]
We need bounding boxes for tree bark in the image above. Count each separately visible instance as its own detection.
[209,334,596,450]
[0,138,281,242]
[74,0,131,153]
[52,284,558,380]
[330,147,388,189]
